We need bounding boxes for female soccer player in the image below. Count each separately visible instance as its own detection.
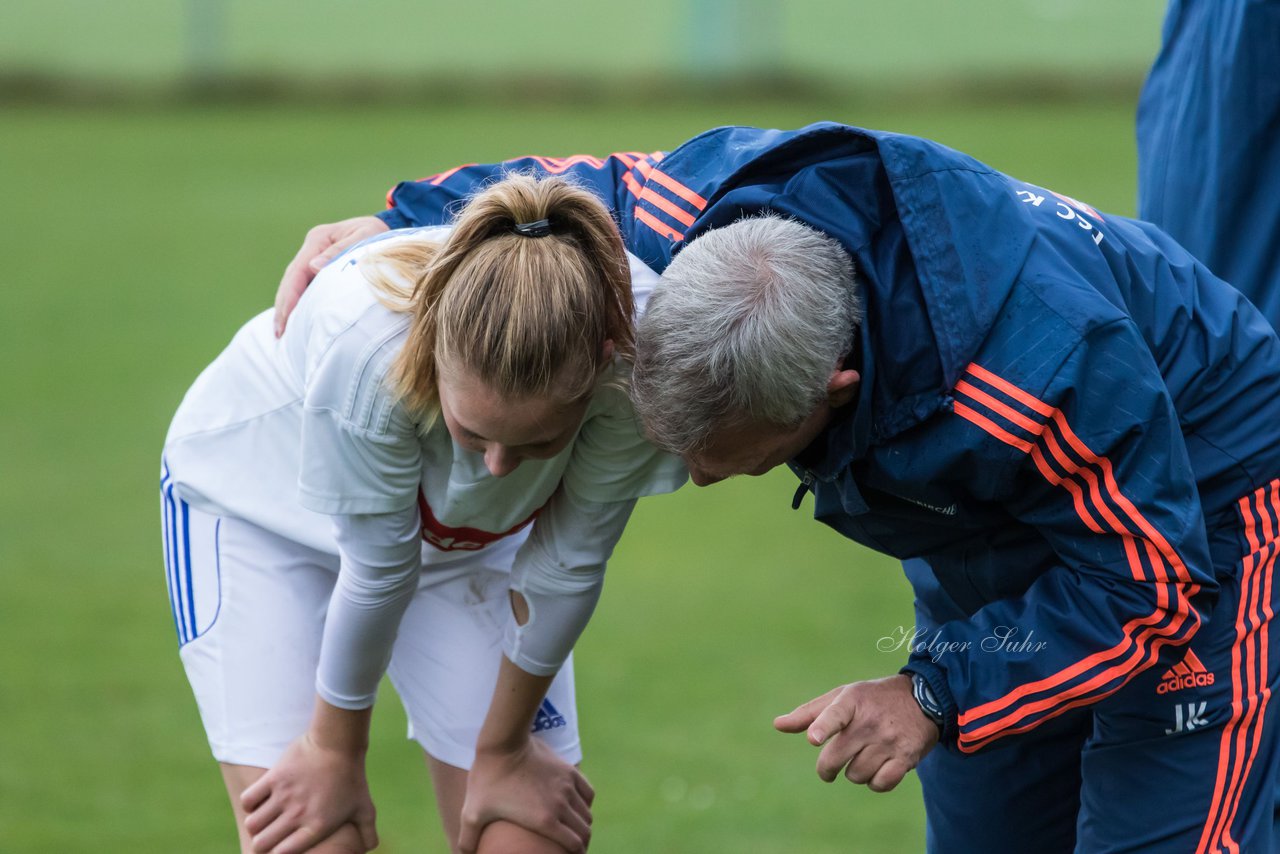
[160,174,685,853]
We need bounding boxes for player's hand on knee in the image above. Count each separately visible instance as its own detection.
[274,216,389,336]
[458,738,593,854]
[774,675,938,792]
[240,733,379,853]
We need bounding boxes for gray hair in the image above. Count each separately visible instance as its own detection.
[632,213,863,454]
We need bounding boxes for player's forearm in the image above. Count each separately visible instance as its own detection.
[307,696,374,753]
[317,510,424,708]
[503,496,635,674]
[476,656,557,755]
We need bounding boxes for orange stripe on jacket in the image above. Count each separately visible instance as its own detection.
[621,172,643,200]
[385,164,478,208]
[429,164,474,186]
[1041,423,1134,546]
[955,381,1107,536]
[1049,405,1194,584]
[954,380,1041,434]
[1228,486,1280,837]
[634,207,683,242]
[951,364,1200,749]
[956,578,1192,745]
[1259,485,1278,544]
[620,153,664,201]
[615,151,655,168]
[524,154,606,173]
[966,362,1053,416]
[1198,544,1259,852]
[959,635,1186,750]
[955,376,1196,740]
[964,362,1190,583]
[638,187,697,227]
[1223,543,1272,848]
[629,160,708,211]
[955,380,1142,568]
[952,401,1031,452]
[959,614,1192,751]
[1200,485,1279,852]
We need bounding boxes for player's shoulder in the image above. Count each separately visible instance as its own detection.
[306,226,448,317]
[295,227,448,434]
[576,363,654,444]
[298,227,448,359]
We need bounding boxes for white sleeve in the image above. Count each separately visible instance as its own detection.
[503,489,637,675]
[315,506,422,709]
[560,380,687,504]
[296,308,421,516]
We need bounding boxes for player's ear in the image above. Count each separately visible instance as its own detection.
[827,368,860,407]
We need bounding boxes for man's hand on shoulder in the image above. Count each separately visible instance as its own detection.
[274,216,389,337]
[774,674,939,792]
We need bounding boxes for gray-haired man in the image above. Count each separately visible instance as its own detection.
[633,189,1280,850]
[625,124,1280,854]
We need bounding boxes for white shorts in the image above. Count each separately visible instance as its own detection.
[159,478,581,771]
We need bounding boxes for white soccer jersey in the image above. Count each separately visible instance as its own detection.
[164,227,686,707]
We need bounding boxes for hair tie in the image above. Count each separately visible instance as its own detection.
[513,218,553,238]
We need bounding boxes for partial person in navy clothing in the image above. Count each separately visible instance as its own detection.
[273,123,1280,852]
[1137,0,1280,328]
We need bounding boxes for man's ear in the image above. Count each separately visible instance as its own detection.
[827,368,861,407]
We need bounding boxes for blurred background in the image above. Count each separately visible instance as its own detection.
[1,1,1166,851]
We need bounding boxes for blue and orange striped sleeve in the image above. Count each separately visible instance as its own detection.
[906,317,1218,753]
[375,150,669,236]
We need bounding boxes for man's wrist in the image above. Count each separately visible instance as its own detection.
[908,671,945,733]
[899,663,957,742]
[376,207,411,230]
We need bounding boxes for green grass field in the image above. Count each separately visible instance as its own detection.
[0,95,1145,852]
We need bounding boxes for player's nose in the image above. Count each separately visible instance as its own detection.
[484,445,522,478]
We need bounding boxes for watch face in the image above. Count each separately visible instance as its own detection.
[912,673,944,724]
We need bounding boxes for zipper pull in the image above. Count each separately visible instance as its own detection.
[792,472,815,510]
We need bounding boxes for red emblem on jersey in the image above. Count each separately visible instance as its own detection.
[417,491,541,551]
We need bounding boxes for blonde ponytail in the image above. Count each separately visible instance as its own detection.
[363,173,633,422]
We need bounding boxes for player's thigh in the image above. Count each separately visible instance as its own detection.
[163,493,337,768]
[917,708,1089,854]
[387,563,581,772]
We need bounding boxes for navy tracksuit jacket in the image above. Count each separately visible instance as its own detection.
[1137,0,1280,328]
[374,123,1280,851]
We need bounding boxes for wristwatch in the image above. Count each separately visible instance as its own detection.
[910,671,945,732]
